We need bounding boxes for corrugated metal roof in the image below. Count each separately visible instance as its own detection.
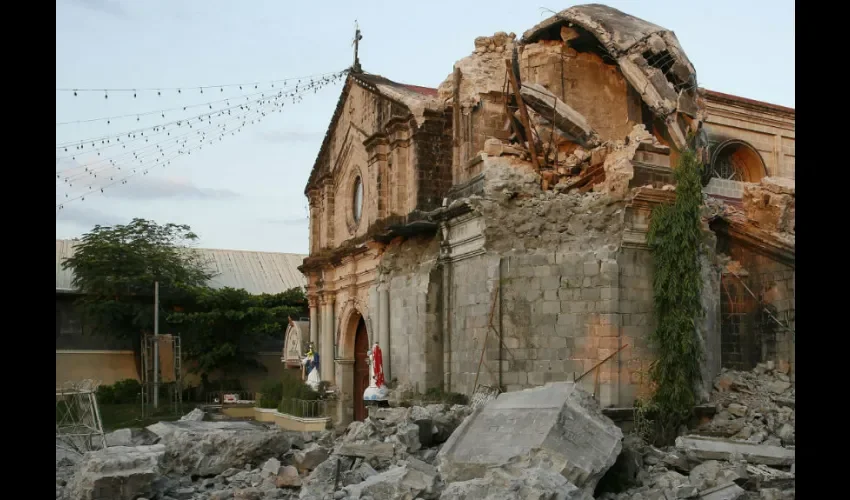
[56,239,307,295]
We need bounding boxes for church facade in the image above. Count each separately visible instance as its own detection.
[300,5,795,424]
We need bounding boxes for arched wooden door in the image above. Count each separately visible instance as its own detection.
[353,318,369,421]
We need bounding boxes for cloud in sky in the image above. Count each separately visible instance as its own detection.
[106,175,241,201]
[57,161,240,202]
[67,0,129,18]
[256,130,325,144]
[56,204,124,229]
[262,216,309,226]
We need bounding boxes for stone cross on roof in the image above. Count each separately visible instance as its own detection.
[352,20,363,73]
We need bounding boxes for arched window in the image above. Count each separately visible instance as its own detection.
[706,140,767,184]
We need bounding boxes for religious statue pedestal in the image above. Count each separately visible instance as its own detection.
[363,342,389,405]
[363,384,389,403]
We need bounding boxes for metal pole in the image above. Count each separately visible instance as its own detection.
[153,281,160,409]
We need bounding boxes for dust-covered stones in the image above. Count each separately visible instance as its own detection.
[437,382,622,494]
[158,422,296,476]
[65,444,165,500]
[440,466,591,500]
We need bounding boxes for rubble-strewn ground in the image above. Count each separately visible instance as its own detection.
[56,368,793,500]
[597,364,795,500]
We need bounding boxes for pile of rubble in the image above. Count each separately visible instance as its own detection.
[596,366,795,500]
[699,364,795,446]
[56,372,794,500]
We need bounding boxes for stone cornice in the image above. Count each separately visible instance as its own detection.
[701,89,794,118]
[709,216,795,269]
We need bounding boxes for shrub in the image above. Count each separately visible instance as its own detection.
[112,379,142,403]
[95,379,141,405]
[258,380,283,409]
[277,398,323,418]
[280,369,320,401]
[96,385,116,405]
[276,369,324,417]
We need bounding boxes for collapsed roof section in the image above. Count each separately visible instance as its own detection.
[522,4,700,150]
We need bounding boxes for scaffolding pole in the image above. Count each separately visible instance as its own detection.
[153,281,159,409]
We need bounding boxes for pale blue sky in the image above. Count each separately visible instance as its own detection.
[55,0,794,254]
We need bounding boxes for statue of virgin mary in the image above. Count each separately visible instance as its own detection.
[301,343,321,391]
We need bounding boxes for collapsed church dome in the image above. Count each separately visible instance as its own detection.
[520,4,701,150]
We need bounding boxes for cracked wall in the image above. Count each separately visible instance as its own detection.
[437,160,673,408]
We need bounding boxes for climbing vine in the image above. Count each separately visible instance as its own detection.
[639,147,705,445]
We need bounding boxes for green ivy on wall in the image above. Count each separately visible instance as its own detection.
[640,146,705,445]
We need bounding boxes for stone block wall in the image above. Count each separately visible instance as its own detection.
[381,237,445,393]
[444,253,501,395]
[442,246,658,409]
[498,250,627,402]
[704,178,745,199]
[616,247,657,406]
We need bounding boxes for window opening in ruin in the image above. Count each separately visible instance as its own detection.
[712,154,744,182]
[705,141,766,186]
[641,50,689,92]
[352,175,363,223]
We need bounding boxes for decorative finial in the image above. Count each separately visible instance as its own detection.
[352,20,363,73]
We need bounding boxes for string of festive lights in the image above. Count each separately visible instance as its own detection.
[56,91,292,166]
[56,70,347,126]
[56,66,349,211]
[56,69,347,95]
[58,101,271,184]
[59,86,289,180]
[55,71,344,152]
[56,108,271,210]
[56,88,293,206]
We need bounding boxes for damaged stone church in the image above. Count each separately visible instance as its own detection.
[299,4,795,424]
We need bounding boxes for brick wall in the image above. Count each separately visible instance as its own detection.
[704,178,745,199]
[717,235,795,377]
[519,44,642,141]
[413,111,454,211]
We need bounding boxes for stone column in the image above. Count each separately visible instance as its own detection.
[308,298,319,346]
[334,359,355,425]
[439,222,453,393]
[378,281,391,383]
[320,295,335,383]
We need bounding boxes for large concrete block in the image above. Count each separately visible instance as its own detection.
[437,382,623,495]
[66,444,165,500]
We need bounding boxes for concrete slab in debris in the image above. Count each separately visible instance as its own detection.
[521,83,597,146]
[66,444,165,500]
[336,442,396,460]
[698,481,746,500]
[146,419,267,439]
[676,436,795,467]
[437,382,622,493]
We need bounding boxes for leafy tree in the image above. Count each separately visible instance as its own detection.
[62,218,213,377]
[167,286,307,382]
